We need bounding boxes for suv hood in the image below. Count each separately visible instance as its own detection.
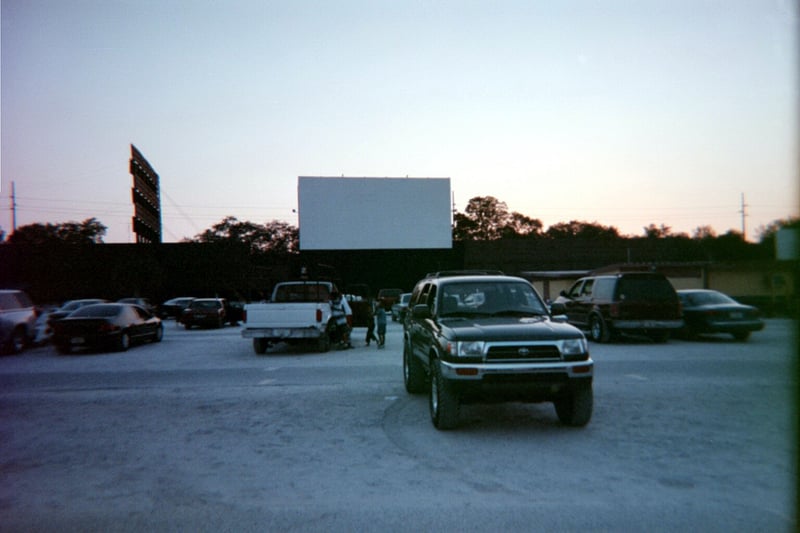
[440,316,584,341]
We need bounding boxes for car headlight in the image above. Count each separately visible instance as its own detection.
[449,341,486,357]
[561,338,589,360]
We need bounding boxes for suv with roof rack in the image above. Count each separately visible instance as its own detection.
[403,272,593,429]
[551,272,683,343]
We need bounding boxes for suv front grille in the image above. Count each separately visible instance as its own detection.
[486,344,561,361]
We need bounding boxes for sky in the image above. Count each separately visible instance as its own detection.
[1,0,797,244]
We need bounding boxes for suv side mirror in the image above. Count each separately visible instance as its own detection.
[411,304,431,320]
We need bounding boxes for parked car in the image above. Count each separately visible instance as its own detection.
[391,292,412,322]
[403,271,592,429]
[40,298,109,344]
[158,297,195,319]
[0,289,38,354]
[551,272,683,343]
[377,288,403,310]
[117,297,156,315]
[225,300,245,325]
[181,298,228,329]
[47,299,109,324]
[676,289,764,341]
[52,303,163,354]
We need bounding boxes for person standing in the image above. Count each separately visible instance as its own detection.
[365,301,378,346]
[329,290,353,348]
[376,301,387,348]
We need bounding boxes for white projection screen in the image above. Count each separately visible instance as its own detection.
[298,177,452,250]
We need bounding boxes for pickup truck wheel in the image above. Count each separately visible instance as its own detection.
[589,314,611,343]
[317,332,331,353]
[403,341,426,394]
[253,338,268,354]
[4,327,27,354]
[554,384,593,427]
[430,359,460,430]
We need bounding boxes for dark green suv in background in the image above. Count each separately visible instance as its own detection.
[551,272,683,343]
[403,272,593,430]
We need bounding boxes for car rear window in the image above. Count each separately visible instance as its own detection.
[273,284,331,303]
[71,304,121,318]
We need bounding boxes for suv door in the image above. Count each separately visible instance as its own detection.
[409,282,436,366]
[561,279,593,328]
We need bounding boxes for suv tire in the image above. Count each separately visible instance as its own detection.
[403,340,426,394]
[589,314,611,343]
[430,359,460,430]
[554,384,593,427]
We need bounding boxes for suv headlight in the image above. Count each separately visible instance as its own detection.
[561,338,589,360]
[448,341,486,357]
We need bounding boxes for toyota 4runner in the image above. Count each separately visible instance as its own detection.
[403,272,593,430]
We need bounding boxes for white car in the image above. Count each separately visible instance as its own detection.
[391,293,412,321]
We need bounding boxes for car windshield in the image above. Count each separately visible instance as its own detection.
[70,304,121,318]
[683,291,737,306]
[438,281,548,317]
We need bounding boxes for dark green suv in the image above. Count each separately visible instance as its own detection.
[403,272,593,430]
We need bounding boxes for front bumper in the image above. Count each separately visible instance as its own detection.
[438,359,593,403]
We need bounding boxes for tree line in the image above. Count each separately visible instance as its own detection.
[2,196,797,255]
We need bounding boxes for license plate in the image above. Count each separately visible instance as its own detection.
[71,337,85,345]
[730,312,743,319]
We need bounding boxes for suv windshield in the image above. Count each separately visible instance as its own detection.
[438,281,548,317]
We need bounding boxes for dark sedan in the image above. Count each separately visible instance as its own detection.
[158,297,195,319]
[47,298,109,323]
[52,303,163,354]
[676,289,764,341]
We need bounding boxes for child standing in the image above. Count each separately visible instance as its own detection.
[365,302,378,346]
[376,302,387,348]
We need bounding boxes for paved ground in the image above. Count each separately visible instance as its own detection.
[1,319,796,532]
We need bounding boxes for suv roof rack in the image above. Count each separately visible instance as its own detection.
[424,269,505,278]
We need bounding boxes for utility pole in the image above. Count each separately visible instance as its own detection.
[739,192,748,240]
[11,181,17,232]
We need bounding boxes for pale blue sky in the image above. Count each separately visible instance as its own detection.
[2,0,797,243]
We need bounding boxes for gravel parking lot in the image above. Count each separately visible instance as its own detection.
[1,319,796,532]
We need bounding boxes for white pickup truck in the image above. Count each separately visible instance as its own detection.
[241,281,336,354]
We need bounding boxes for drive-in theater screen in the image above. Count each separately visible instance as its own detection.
[297,176,452,250]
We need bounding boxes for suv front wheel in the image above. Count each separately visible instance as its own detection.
[430,358,460,430]
[403,340,426,393]
[554,384,593,427]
